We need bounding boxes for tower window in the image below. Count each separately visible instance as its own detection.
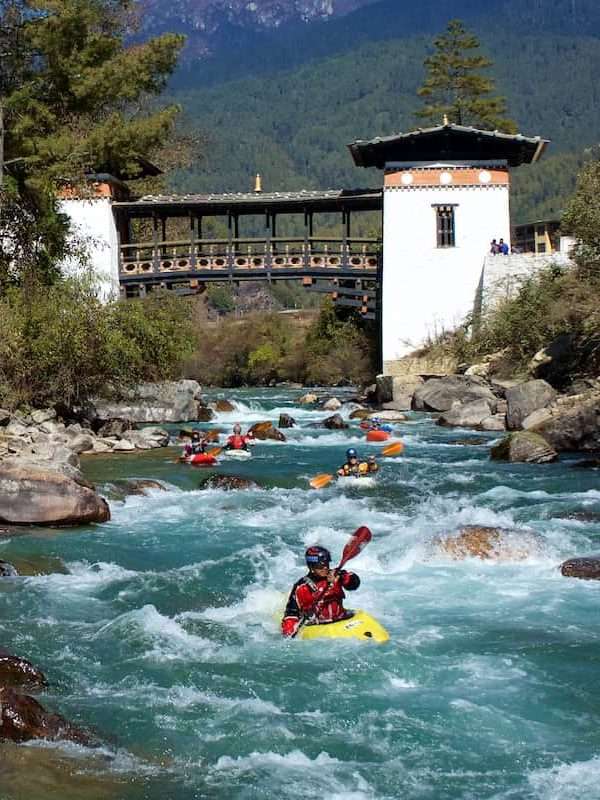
[433,204,456,248]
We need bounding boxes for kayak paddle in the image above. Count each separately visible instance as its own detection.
[381,441,404,457]
[309,473,334,490]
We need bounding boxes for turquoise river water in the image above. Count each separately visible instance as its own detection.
[1,388,600,800]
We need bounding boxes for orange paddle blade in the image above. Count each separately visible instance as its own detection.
[309,473,334,490]
[382,441,404,457]
[207,446,222,457]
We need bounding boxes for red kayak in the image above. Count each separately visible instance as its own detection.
[366,430,390,442]
[182,453,217,466]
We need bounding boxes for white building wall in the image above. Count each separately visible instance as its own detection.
[382,178,510,371]
[58,197,120,301]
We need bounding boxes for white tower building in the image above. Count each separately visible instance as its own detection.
[349,123,548,376]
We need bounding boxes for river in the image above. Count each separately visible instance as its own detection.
[1,388,599,800]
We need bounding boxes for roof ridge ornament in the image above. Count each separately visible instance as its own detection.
[443,114,449,126]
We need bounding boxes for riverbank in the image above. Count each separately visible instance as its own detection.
[1,387,600,798]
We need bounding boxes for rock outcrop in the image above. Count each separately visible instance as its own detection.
[322,413,349,430]
[526,386,600,452]
[299,393,318,404]
[349,408,371,420]
[278,413,296,428]
[0,467,110,526]
[0,560,18,576]
[389,375,425,410]
[413,376,496,412]
[0,653,47,691]
[322,397,342,411]
[528,333,576,387]
[248,421,286,441]
[437,399,495,428]
[560,556,600,579]
[91,380,205,423]
[110,479,167,497]
[0,688,91,745]
[433,525,541,560]
[505,380,556,430]
[490,431,558,464]
[211,399,236,413]
[200,475,259,490]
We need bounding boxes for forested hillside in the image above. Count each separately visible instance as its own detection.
[167,25,600,223]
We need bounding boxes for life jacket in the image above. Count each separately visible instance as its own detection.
[281,571,360,637]
[227,434,247,450]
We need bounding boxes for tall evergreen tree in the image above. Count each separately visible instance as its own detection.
[0,0,186,285]
[416,19,517,133]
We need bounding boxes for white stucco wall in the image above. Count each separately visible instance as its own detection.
[58,197,119,301]
[382,177,510,369]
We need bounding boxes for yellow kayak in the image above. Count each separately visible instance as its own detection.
[298,610,389,643]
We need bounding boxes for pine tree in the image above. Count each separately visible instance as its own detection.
[416,19,517,133]
[0,0,186,285]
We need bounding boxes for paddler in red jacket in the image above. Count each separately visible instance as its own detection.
[281,546,360,638]
[225,422,254,451]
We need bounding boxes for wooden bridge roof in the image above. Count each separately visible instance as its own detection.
[113,188,383,217]
[348,123,549,169]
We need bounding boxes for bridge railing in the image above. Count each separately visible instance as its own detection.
[119,236,381,279]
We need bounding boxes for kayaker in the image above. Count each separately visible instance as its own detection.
[337,448,379,477]
[184,430,206,457]
[281,546,360,637]
[225,422,254,451]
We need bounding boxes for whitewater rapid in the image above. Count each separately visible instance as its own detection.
[1,388,599,800]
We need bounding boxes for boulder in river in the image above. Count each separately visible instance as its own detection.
[0,652,47,690]
[526,387,600,452]
[0,688,91,745]
[369,410,406,422]
[560,556,600,580]
[278,413,296,429]
[299,393,318,405]
[0,560,18,577]
[433,525,541,560]
[200,475,259,491]
[322,397,342,411]
[479,414,507,431]
[248,421,287,441]
[391,375,425,411]
[505,379,556,430]
[111,479,167,497]
[91,380,205,424]
[196,406,215,422]
[0,467,110,526]
[211,399,236,413]
[412,376,496,412]
[490,431,558,464]
[349,408,372,420]
[437,399,495,428]
[322,413,349,430]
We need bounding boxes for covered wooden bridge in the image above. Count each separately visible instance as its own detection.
[112,188,383,317]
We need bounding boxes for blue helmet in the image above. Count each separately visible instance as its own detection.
[346,448,358,460]
[305,546,331,567]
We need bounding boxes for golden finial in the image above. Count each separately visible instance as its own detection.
[443,114,449,126]
[254,173,262,193]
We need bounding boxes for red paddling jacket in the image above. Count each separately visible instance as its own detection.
[281,570,360,637]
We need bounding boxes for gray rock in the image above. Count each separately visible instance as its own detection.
[437,399,495,428]
[30,408,57,425]
[390,376,424,410]
[0,409,11,426]
[0,653,47,689]
[528,333,576,387]
[490,431,558,464]
[413,375,496,412]
[321,414,348,430]
[39,420,66,435]
[111,439,136,452]
[369,410,406,421]
[561,556,600,580]
[479,414,507,431]
[299,393,318,405]
[322,397,342,411]
[0,560,18,577]
[375,375,393,405]
[92,380,204,423]
[528,390,600,452]
[65,434,95,455]
[278,413,296,429]
[0,467,110,526]
[93,417,134,437]
[505,380,556,430]
[5,422,30,437]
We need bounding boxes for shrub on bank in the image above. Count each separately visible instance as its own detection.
[0,279,195,409]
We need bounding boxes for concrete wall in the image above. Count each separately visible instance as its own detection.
[58,197,119,301]
[381,165,510,374]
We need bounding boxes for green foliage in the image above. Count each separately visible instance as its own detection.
[0,278,195,409]
[185,300,376,387]
[0,0,185,285]
[206,283,235,314]
[416,20,516,132]
[562,159,600,273]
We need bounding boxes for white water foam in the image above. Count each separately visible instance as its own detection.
[528,756,600,800]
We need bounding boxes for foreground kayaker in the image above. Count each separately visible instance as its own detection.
[224,423,254,451]
[337,448,379,478]
[281,546,360,637]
